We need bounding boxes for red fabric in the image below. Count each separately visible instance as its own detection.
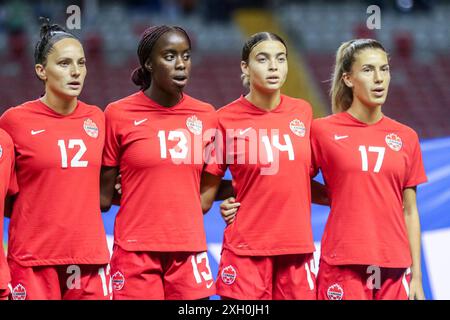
[0,100,110,267]
[103,91,217,252]
[311,112,427,267]
[216,249,316,300]
[0,129,18,288]
[205,95,315,256]
[317,259,411,300]
[8,259,111,300]
[110,245,215,300]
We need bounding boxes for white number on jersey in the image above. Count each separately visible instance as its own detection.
[358,145,385,173]
[261,134,295,162]
[158,130,188,159]
[57,139,88,168]
[191,252,213,284]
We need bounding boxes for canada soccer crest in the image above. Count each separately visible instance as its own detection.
[112,271,125,291]
[221,265,237,285]
[327,283,344,300]
[12,284,27,300]
[186,115,202,135]
[83,118,99,138]
[385,133,402,151]
[289,119,306,137]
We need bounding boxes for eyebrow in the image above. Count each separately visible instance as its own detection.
[255,52,286,57]
[361,63,389,68]
[161,48,191,54]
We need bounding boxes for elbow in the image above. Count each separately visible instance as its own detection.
[201,198,214,215]
[100,195,112,213]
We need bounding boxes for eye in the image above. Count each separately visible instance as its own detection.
[278,56,286,63]
[381,66,390,72]
[257,57,266,63]
[78,60,86,66]
[362,68,371,73]
[164,54,175,61]
[59,61,69,67]
[183,53,190,61]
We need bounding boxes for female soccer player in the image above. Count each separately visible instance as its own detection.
[311,39,427,300]
[0,19,111,300]
[100,25,217,300]
[0,130,18,300]
[200,32,321,300]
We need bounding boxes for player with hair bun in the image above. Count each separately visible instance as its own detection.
[100,25,218,300]
[0,18,111,300]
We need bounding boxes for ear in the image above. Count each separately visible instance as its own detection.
[342,72,353,88]
[240,61,249,77]
[144,59,153,73]
[35,64,47,81]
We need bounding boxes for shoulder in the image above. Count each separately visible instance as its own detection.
[383,116,419,141]
[216,97,244,116]
[0,128,13,146]
[183,94,216,113]
[282,95,313,115]
[78,100,104,117]
[0,100,37,124]
[104,92,141,115]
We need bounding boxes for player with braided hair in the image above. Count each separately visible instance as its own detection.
[100,25,217,300]
[0,18,111,300]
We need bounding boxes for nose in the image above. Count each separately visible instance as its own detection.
[374,69,383,83]
[175,55,186,70]
[268,58,278,71]
[71,64,81,78]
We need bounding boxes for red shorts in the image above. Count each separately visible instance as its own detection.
[317,259,411,300]
[0,284,11,300]
[110,245,216,300]
[8,260,112,300]
[216,249,316,300]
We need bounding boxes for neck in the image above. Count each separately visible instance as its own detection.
[40,92,78,115]
[245,88,281,112]
[347,99,383,124]
[144,86,183,108]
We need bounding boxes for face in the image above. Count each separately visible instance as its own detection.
[35,38,86,99]
[343,48,390,108]
[242,40,288,93]
[146,31,191,94]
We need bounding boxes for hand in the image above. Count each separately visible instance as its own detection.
[220,197,240,225]
[115,174,122,195]
[409,276,425,300]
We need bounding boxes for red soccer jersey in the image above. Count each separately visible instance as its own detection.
[102,91,217,252]
[0,129,18,288]
[311,112,427,268]
[0,99,110,267]
[205,95,315,256]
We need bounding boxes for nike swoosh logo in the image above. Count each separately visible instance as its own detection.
[239,127,252,135]
[334,134,349,140]
[31,130,46,135]
[134,119,148,126]
[206,281,214,289]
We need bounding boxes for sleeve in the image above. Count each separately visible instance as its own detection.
[7,144,18,196]
[0,108,15,136]
[310,119,322,178]
[404,131,428,188]
[102,105,121,167]
[204,115,227,178]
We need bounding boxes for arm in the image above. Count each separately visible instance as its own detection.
[311,179,329,206]
[100,166,119,212]
[3,195,16,219]
[200,171,223,214]
[403,186,425,300]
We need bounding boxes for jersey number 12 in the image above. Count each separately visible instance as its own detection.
[57,139,88,168]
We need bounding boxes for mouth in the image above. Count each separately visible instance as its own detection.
[372,87,385,97]
[172,75,188,86]
[67,81,81,89]
[266,76,280,84]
